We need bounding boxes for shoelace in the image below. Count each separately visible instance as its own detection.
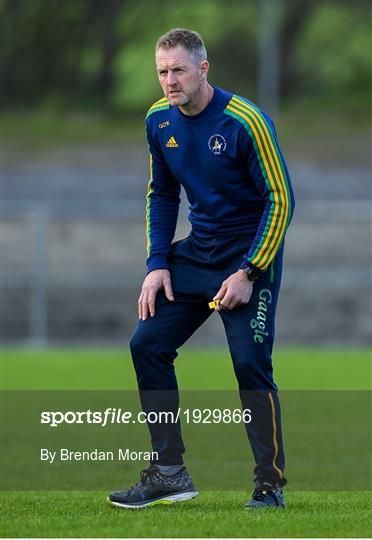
[127,465,187,494]
[127,465,160,494]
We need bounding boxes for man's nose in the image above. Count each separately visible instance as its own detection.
[167,71,177,85]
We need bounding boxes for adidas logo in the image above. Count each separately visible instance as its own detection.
[166,136,179,148]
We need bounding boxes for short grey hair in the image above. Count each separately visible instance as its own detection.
[156,28,207,64]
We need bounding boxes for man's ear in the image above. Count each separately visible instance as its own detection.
[200,60,209,80]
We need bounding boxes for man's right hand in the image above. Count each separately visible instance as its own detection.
[138,269,174,320]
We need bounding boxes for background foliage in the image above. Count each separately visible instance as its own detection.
[1,0,370,114]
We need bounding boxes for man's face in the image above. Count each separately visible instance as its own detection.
[156,45,206,107]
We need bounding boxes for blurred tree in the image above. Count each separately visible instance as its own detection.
[208,1,257,99]
[2,0,84,106]
[280,0,316,100]
[0,0,370,113]
[292,0,371,108]
[0,0,125,108]
[93,0,121,102]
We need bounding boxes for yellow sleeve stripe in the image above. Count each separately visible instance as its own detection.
[228,96,289,269]
[225,96,290,269]
[149,96,168,108]
[145,153,154,256]
[233,100,283,268]
[230,96,290,268]
[146,97,170,118]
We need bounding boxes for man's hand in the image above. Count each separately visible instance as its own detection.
[138,269,174,320]
[213,270,253,312]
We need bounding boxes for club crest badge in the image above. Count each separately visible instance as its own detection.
[208,134,226,155]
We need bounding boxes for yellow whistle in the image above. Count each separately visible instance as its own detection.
[208,299,220,310]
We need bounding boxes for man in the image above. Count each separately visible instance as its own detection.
[108,28,294,509]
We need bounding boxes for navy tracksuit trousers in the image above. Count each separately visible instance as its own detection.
[130,231,287,487]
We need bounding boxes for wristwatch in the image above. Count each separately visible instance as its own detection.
[240,266,261,282]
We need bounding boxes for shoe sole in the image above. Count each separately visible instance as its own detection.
[107,490,199,509]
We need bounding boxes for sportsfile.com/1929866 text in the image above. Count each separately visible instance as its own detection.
[40,408,252,427]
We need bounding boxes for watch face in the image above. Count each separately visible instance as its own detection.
[248,268,260,281]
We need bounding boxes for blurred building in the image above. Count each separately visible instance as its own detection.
[3,132,371,346]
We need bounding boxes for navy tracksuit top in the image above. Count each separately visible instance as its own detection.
[145,86,295,273]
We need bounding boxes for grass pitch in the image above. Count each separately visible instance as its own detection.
[2,347,370,391]
[1,347,371,538]
[1,491,371,538]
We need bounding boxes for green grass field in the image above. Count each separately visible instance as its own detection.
[1,347,371,538]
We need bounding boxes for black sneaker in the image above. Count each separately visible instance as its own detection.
[245,486,285,508]
[107,465,198,509]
